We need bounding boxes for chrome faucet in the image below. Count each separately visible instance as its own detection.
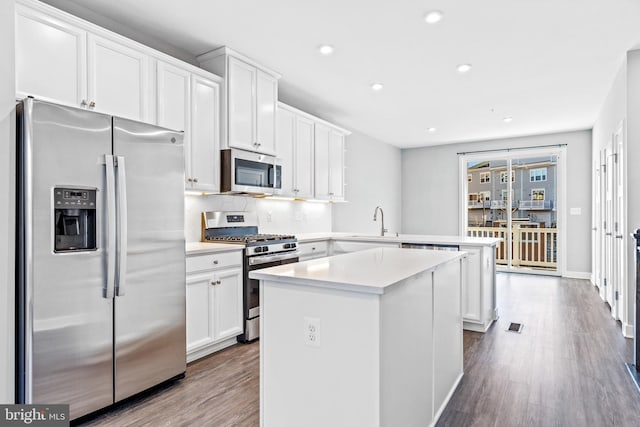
[373,206,388,236]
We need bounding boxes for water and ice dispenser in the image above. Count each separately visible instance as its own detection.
[54,187,97,252]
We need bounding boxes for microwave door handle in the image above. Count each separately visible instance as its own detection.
[104,155,116,299]
[115,156,128,297]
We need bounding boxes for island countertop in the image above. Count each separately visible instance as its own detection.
[249,247,465,295]
[295,232,501,247]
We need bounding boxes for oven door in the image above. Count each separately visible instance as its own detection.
[241,252,298,342]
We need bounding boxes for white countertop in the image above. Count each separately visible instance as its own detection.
[296,232,500,247]
[186,241,245,255]
[249,247,465,295]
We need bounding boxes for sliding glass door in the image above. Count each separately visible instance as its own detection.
[464,149,562,274]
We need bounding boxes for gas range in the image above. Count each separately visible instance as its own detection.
[201,211,299,343]
[201,211,298,256]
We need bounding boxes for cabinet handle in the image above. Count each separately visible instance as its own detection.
[210,280,216,286]
[89,101,96,108]
[212,260,218,265]
[312,247,316,251]
[80,99,87,107]
[217,280,221,285]
[193,178,198,183]
[187,178,193,182]
[329,192,334,196]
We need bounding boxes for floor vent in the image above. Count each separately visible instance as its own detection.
[507,322,523,333]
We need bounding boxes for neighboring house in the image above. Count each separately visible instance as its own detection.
[467,157,557,228]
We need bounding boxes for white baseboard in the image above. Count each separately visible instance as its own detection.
[623,323,634,339]
[563,271,591,280]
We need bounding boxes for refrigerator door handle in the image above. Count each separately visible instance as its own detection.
[116,156,128,297]
[104,154,116,299]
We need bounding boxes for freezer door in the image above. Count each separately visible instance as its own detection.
[112,117,186,401]
[19,99,114,419]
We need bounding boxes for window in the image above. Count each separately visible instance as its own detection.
[529,168,547,182]
[480,172,490,183]
[500,170,515,183]
[468,174,472,183]
[479,191,491,201]
[468,193,478,201]
[532,189,545,200]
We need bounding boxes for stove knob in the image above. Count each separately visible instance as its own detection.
[262,246,269,252]
[290,243,297,249]
[255,247,263,253]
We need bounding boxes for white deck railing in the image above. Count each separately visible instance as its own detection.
[467,226,557,269]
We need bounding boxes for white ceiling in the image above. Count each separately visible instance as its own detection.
[54,0,640,148]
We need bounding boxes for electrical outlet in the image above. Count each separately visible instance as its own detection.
[304,317,320,347]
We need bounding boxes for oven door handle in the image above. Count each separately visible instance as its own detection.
[248,251,300,266]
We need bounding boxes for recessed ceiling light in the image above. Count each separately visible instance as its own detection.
[427,127,437,133]
[457,64,472,73]
[318,45,334,55]
[424,10,444,24]
[371,83,384,91]
[503,117,513,123]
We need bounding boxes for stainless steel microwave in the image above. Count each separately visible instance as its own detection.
[221,149,282,194]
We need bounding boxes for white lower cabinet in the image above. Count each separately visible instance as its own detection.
[459,245,496,332]
[186,251,243,362]
[297,241,329,261]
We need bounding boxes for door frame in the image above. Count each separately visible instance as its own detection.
[459,145,567,276]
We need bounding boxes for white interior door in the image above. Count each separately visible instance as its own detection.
[599,149,607,301]
[613,123,626,320]
[593,159,601,290]
[604,143,615,310]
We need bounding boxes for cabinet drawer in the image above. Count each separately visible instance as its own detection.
[187,250,243,273]
[298,241,329,259]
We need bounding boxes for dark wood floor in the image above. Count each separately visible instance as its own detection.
[438,273,640,427]
[78,273,640,426]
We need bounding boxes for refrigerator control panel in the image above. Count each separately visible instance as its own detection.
[54,187,97,252]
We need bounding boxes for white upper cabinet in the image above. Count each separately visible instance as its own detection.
[87,34,150,122]
[277,104,315,199]
[15,1,150,121]
[315,123,348,202]
[294,115,315,198]
[16,0,223,193]
[227,57,255,151]
[15,4,87,107]
[255,71,278,154]
[156,59,221,192]
[277,107,295,195]
[189,74,220,192]
[198,47,281,156]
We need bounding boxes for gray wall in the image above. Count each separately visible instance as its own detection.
[1,0,15,404]
[333,131,402,235]
[402,130,592,274]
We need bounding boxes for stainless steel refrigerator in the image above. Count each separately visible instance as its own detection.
[16,98,186,420]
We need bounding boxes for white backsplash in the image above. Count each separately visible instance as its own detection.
[184,195,333,242]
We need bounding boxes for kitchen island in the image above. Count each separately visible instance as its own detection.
[250,247,465,427]
[296,233,501,332]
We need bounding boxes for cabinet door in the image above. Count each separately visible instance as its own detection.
[190,74,220,192]
[255,70,277,155]
[87,33,150,121]
[295,116,315,199]
[328,130,345,200]
[314,123,331,199]
[277,107,296,196]
[186,273,216,351]
[156,61,190,184]
[213,268,243,341]
[227,57,255,151]
[15,5,87,107]
[460,246,482,322]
